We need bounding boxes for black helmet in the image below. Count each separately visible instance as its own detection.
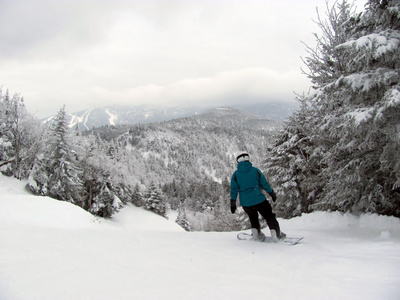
[236,153,250,163]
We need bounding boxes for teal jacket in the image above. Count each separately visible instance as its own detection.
[230,161,273,207]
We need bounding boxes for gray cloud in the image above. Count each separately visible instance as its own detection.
[0,0,116,59]
[0,0,367,117]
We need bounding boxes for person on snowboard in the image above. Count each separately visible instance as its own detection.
[230,153,285,241]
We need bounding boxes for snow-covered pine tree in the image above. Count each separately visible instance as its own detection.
[176,203,191,231]
[162,179,181,210]
[144,182,167,217]
[131,183,144,207]
[265,99,325,218]
[318,0,400,215]
[266,0,400,217]
[75,132,127,217]
[0,88,41,179]
[0,89,14,176]
[28,106,82,203]
[89,183,124,218]
[266,1,361,218]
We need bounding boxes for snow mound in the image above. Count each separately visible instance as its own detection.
[287,210,399,229]
[284,211,400,238]
[0,174,183,231]
[0,174,28,195]
[0,175,99,229]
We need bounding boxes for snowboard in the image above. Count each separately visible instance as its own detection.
[237,232,304,245]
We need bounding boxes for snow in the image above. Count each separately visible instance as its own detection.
[387,88,400,106]
[1,175,400,300]
[338,32,400,58]
[68,110,92,130]
[105,109,118,126]
[347,107,374,125]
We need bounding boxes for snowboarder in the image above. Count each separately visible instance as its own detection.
[230,153,285,241]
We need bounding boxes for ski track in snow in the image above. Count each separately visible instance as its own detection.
[105,109,118,126]
[0,175,399,300]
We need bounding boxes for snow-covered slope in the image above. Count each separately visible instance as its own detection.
[1,175,399,300]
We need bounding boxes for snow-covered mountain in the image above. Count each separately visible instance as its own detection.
[84,107,281,190]
[42,102,297,130]
[235,101,298,121]
[42,104,205,130]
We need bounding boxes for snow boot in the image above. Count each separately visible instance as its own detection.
[251,228,266,241]
[258,230,266,242]
[270,229,286,242]
[270,229,278,242]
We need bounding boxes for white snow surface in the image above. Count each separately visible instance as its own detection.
[1,175,400,300]
[105,109,118,126]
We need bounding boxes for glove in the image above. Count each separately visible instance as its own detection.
[230,199,237,214]
[268,191,277,202]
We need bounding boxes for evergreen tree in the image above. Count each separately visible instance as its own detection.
[318,0,400,215]
[266,0,400,217]
[144,182,167,217]
[28,106,82,202]
[266,100,324,218]
[131,183,144,207]
[76,132,126,217]
[0,88,41,179]
[0,89,14,176]
[176,203,191,231]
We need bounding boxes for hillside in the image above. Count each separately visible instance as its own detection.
[86,107,281,185]
[72,107,281,229]
[1,174,399,300]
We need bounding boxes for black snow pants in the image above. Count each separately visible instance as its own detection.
[242,200,281,236]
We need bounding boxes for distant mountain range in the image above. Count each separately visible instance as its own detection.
[42,102,298,130]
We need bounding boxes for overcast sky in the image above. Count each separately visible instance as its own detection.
[0,0,367,118]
